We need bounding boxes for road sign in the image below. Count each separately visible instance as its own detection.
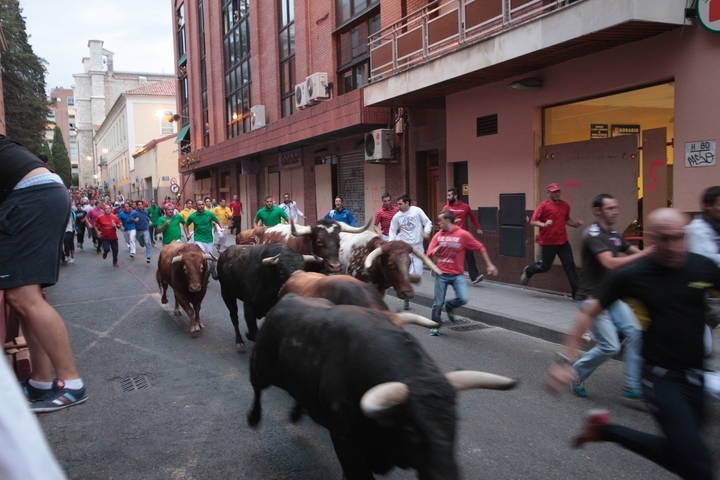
[170,183,180,194]
[698,0,720,33]
[170,177,178,185]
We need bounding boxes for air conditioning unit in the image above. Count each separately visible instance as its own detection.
[294,82,308,110]
[364,129,396,162]
[305,72,329,103]
[250,105,266,130]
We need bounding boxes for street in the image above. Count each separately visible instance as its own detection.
[39,245,719,480]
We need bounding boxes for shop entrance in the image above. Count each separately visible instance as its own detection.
[416,150,441,230]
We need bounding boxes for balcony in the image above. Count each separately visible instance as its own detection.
[366,0,688,106]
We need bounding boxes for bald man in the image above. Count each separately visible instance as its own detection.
[547,208,718,480]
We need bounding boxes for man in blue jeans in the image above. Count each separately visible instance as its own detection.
[571,194,653,399]
[426,210,498,335]
[132,200,153,263]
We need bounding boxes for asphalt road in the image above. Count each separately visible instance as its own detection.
[38,243,719,479]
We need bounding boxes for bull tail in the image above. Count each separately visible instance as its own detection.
[247,388,263,428]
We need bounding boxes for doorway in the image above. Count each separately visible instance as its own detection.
[452,161,469,204]
[416,150,441,230]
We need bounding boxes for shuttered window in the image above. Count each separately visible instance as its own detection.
[476,114,498,137]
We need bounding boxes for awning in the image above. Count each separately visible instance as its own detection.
[175,124,190,143]
[177,53,187,66]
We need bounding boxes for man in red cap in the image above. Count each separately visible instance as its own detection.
[521,183,583,298]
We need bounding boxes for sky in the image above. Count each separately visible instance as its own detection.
[20,0,175,93]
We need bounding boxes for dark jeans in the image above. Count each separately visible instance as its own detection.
[602,367,714,480]
[148,224,156,244]
[91,227,100,251]
[465,250,480,281]
[101,239,119,264]
[524,242,579,296]
[62,231,74,259]
[76,223,86,246]
[232,216,242,235]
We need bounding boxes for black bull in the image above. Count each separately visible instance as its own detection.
[248,295,518,480]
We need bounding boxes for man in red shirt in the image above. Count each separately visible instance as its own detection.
[521,183,583,298]
[373,192,399,240]
[229,194,244,235]
[86,200,105,253]
[443,188,484,284]
[94,205,123,267]
[427,210,498,336]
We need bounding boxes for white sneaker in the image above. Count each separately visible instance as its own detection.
[68,258,75,264]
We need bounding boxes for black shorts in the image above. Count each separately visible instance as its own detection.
[0,183,69,289]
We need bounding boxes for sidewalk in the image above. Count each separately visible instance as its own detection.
[396,271,720,370]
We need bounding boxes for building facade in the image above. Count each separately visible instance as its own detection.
[363,0,720,293]
[132,134,180,203]
[171,0,391,230]
[93,80,178,200]
[73,40,174,188]
[48,87,79,179]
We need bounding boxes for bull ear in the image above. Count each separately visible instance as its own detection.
[290,220,311,236]
[339,218,372,234]
[445,370,518,392]
[261,254,281,265]
[360,382,408,419]
[170,255,183,264]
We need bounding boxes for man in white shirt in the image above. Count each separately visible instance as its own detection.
[279,193,304,224]
[389,194,433,275]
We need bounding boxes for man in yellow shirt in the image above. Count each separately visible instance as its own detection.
[212,198,233,253]
[179,199,196,239]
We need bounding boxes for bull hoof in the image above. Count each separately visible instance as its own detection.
[174,309,182,316]
[247,408,261,428]
[199,321,205,329]
[190,327,201,337]
[290,404,304,423]
[245,331,256,342]
[236,342,246,353]
[161,296,168,304]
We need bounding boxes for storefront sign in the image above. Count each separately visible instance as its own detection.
[685,140,716,167]
[611,124,641,137]
[590,123,609,139]
[462,184,469,196]
[698,0,720,33]
[278,148,303,169]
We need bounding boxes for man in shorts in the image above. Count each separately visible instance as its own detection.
[0,134,87,412]
[117,202,137,258]
[157,206,187,245]
[186,202,221,254]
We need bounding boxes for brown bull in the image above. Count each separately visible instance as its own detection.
[156,243,212,336]
[235,227,265,245]
[279,271,438,328]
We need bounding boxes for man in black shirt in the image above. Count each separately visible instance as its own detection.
[571,194,652,399]
[547,208,718,480]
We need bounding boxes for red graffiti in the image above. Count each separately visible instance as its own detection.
[562,181,583,202]
[646,161,666,192]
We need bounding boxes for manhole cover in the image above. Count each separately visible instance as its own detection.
[119,375,151,392]
[449,323,490,332]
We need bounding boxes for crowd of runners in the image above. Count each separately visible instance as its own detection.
[1,133,719,479]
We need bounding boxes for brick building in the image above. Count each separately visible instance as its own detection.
[171,0,391,229]
[48,88,79,179]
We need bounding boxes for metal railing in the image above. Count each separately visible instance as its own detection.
[369,0,584,83]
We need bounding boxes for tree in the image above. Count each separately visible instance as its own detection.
[0,0,48,154]
[51,126,71,187]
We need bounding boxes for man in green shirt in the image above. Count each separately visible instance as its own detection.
[186,203,221,254]
[255,195,288,227]
[156,206,187,245]
[147,200,163,245]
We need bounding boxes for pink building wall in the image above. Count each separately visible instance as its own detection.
[446,25,720,212]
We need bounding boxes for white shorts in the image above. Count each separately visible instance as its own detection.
[194,241,214,254]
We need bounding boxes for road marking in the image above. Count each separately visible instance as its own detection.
[51,293,153,308]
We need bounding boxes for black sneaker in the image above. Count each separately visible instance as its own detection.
[520,266,530,285]
[102,250,108,259]
[30,379,88,414]
[22,380,53,402]
[471,274,484,285]
[446,307,458,323]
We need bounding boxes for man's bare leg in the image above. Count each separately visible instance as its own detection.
[23,323,54,382]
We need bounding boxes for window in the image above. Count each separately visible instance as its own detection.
[198,0,210,146]
[336,0,378,26]
[279,0,295,117]
[176,4,187,61]
[337,13,379,94]
[223,0,252,138]
[67,97,74,106]
[68,115,76,130]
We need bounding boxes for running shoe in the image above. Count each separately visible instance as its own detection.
[572,409,610,448]
[471,274,484,285]
[30,379,87,414]
[22,380,53,402]
[571,382,588,398]
[621,388,643,400]
[102,250,108,259]
[68,258,75,264]
[129,253,135,258]
[146,258,151,263]
[429,328,440,336]
[520,266,529,285]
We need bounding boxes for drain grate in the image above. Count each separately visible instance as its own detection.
[119,375,150,392]
[449,323,490,332]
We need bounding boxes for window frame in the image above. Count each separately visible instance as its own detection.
[278,0,295,118]
[222,0,252,139]
[336,12,380,95]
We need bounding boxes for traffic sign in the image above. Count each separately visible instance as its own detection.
[170,183,180,194]
[170,177,178,185]
[698,0,720,33]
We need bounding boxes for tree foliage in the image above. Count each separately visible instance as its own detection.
[0,0,48,155]
[51,126,71,187]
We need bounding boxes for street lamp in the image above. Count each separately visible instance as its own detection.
[157,110,188,123]
[85,155,92,162]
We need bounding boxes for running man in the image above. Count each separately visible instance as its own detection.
[570,194,653,399]
[443,188,484,284]
[86,200,105,253]
[179,199,196,241]
[156,206,187,245]
[95,205,123,267]
[427,210,498,336]
[373,192,399,241]
[117,203,137,258]
[132,201,153,264]
[75,202,87,250]
[186,202,221,254]
[546,208,718,480]
[62,208,76,264]
[147,199,163,246]
[212,199,233,252]
[323,195,356,226]
[279,193,304,224]
[229,194,243,234]
[255,195,288,227]
[521,183,583,298]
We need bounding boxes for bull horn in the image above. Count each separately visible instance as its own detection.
[290,220,311,237]
[363,247,383,270]
[339,218,372,234]
[395,312,439,329]
[261,254,281,265]
[302,254,322,263]
[170,255,183,264]
[445,370,518,391]
[411,248,442,276]
[360,382,408,418]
